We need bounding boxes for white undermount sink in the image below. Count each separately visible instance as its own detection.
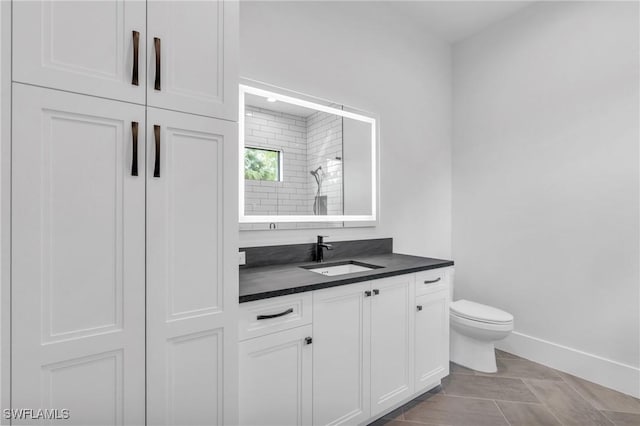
[303,261,382,276]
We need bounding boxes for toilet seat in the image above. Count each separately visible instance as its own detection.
[450,299,513,325]
[450,311,514,332]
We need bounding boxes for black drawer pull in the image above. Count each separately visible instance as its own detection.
[305,337,312,345]
[373,289,380,295]
[257,308,293,320]
[417,305,423,311]
[364,291,372,297]
[424,277,442,284]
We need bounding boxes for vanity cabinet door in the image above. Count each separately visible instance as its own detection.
[239,325,313,426]
[370,275,414,417]
[313,283,371,426]
[147,0,238,120]
[13,0,146,104]
[415,289,450,392]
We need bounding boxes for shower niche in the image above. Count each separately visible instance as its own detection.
[239,83,378,230]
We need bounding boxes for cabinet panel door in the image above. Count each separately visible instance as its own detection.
[13,0,146,104]
[12,84,145,425]
[146,107,238,426]
[370,275,414,417]
[415,289,450,392]
[313,283,371,426]
[239,326,313,426]
[147,0,238,120]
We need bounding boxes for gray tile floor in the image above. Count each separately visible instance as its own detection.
[370,350,640,426]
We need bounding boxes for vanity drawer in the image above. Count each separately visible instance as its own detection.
[239,292,313,341]
[415,268,449,296]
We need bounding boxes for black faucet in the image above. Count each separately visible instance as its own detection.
[316,235,333,263]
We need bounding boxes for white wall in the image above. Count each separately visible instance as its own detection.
[453,1,639,396]
[239,1,452,259]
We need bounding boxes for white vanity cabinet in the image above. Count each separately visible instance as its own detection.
[414,270,450,393]
[370,275,415,416]
[312,282,371,426]
[239,293,314,426]
[238,268,451,426]
[312,275,414,425]
[239,326,313,426]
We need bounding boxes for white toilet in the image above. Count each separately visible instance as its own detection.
[450,299,514,373]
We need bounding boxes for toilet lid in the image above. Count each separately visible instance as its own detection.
[451,300,513,324]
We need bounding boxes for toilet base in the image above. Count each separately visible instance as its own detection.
[450,328,498,373]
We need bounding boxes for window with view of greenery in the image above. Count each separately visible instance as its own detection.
[244,147,281,181]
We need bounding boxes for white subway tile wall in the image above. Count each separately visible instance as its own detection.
[242,106,344,230]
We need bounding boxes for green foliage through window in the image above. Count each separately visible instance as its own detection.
[245,147,280,181]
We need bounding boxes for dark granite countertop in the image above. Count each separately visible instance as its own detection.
[239,253,453,303]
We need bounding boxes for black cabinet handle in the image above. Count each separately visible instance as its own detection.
[373,289,380,295]
[305,337,313,345]
[131,31,140,86]
[424,277,442,284]
[257,308,294,320]
[364,291,372,297]
[131,121,139,176]
[154,37,161,91]
[417,305,423,312]
[153,125,161,178]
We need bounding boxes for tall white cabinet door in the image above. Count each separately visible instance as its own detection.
[13,0,146,104]
[12,84,146,425]
[146,107,238,426]
[147,0,238,120]
[239,326,313,426]
[415,290,450,392]
[370,275,414,417]
[313,283,371,426]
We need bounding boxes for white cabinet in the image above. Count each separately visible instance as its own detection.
[11,2,240,425]
[415,289,450,393]
[239,325,313,426]
[312,275,415,425]
[147,0,238,120]
[11,84,146,425]
[370,275,414,416]
[146,107,238,426]
[13,0,146,104]
[11,84,240,426]
[238,294,313,426]
[312,282,371,426]
[13,0,238,120]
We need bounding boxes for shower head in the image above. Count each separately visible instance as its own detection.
[310,166,322,177]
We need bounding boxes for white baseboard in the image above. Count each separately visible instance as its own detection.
[496,331,640,398]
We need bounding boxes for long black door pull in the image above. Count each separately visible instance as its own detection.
[131,31,140,86]
[153,125,161,178]
[131,121,139,176]
[154,37,161,91]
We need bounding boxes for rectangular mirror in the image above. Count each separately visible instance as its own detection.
[239,83,378,228]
